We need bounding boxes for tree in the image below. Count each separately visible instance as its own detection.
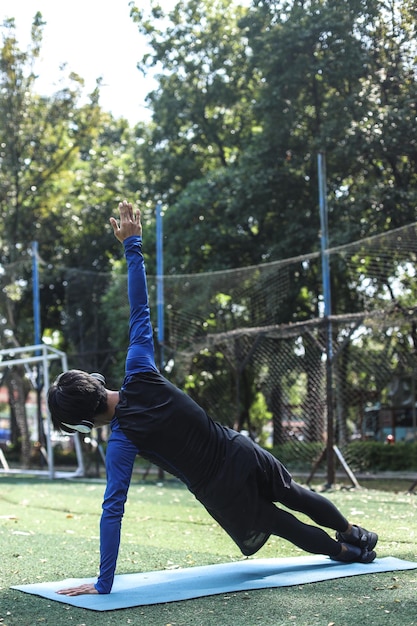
[0,14,142,462]
[0,14,150,354]
[126,0,417,445]
[131,0,417,265]
[334,0,417,235]
[0,15,105,338]
[39,115,151,375]
[131,0,258,199]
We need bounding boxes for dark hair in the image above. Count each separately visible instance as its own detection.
[47,369,107,433]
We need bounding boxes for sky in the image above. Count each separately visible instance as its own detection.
[1,0,159,124]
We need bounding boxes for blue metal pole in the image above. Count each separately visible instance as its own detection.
[317,152,335,486]
[156,201,164,369]
[318,152,332,324]
[32,241,41,347]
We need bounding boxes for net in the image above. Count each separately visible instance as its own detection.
[1,222,417,475]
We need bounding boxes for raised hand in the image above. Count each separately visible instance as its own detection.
[110,200,142,243]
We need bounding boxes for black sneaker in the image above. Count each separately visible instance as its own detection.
[336,525,378,551]
[331,542,376,564]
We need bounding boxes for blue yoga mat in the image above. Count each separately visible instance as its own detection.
[12,556,417,611]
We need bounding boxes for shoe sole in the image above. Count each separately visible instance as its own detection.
[330,546,377,564]
[336,530,378,551]
[359,549,377,563]
[366,532,378,551]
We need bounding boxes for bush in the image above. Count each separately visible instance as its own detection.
[344,441,417,472]
[267,441,417,473]
[268,442,325,471]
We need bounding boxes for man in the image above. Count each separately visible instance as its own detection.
[48,201,378,596]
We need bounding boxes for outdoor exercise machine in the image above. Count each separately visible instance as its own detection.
[0,343,85,479]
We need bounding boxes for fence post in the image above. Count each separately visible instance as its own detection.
[318,152,335,487]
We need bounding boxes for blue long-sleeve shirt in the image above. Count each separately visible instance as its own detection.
[95,236,156,593]
[94,235,291,594]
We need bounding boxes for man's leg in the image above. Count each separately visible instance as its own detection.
[267,504,343,556]
[277,481,349,530]
[265,481,377,562]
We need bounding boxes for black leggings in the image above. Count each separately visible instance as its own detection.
[267,481,349,557]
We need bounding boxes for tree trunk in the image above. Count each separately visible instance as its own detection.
[6,369,31,468]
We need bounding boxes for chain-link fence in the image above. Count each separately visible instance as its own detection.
[1,222,417,476]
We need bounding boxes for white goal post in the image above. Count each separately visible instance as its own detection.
[0,344,85,479]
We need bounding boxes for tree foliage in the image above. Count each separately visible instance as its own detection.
[131,0,417,274]
[1,1,417,453]
[0,16,149,356]
[126,0,417,441]
[0,15,147,459]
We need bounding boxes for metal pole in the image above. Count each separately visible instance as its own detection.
[156,201,164,370]
[155,201,166,482]
[42,344,54,479]
[32,242,41,346]
[411,369,417,442]
[317,152,335,487]
[32,242,46,452]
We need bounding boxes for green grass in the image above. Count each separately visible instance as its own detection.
[1,474,416,626]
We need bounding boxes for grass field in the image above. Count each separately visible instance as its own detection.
[1,474,416,626]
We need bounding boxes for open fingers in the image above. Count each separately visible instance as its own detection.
[110,200,142,242]
[118,200,133,221]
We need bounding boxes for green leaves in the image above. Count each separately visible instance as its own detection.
[0,16,144,356]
